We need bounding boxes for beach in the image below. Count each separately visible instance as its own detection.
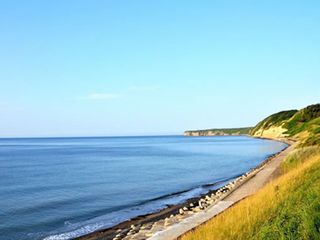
[78,138,294,240]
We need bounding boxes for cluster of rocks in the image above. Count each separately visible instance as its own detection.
[110,152,283,240]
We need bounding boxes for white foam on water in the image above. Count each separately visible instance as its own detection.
[43,223,104,240]
[43,186,211,240]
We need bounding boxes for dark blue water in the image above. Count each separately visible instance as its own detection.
[0,135,286,240]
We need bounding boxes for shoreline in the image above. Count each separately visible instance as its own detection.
[77,137,293,240]
[152,138,295,240]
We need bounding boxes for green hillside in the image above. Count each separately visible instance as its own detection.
[182,104,320,240]
[284,104,320,146]
[250,110,298,135]
[184,104,320,146]
[251,104,320,146]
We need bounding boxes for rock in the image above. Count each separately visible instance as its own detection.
[193,206,201,212]
[145,232,154,237]
[189,203,194,207]
[164,217,172,226]
[198,201,203,209]
[183,207,188,211]
[142,223,153,230]
[179,208,184,215]
[207,200,214,205]
[157,219,165,225]
[115,231,127,238]
[140,225,145,230]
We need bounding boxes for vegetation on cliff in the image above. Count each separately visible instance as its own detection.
[250,110,298,135]
[251,103,320,146]
[184,127,252,136]
[185,104,320,145]
[181,103,320,240]
[283,104,320,146]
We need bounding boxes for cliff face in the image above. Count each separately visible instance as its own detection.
[250,104,320,146]
[184,104,320,146]
[251,125,287,138]
[184,131,226,136]
[250,110,298,138]
[184,127,252,136]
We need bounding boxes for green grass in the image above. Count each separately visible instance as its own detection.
[284,117,320,137]
[282,104,320,136]
[249,104,320,147]
[300,134,320,147]
[181,148,320,240]
[283,116,320,147]
[281,146,320,173]
[181,104,320,240]
[186,104,320,141]
[253,164,320,240]
[250,110,297,135]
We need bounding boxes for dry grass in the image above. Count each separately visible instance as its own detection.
[281,146,320,173]
[181,148,320,240]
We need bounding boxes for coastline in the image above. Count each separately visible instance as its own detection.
[154,138,295,240]
[77,137,293,240]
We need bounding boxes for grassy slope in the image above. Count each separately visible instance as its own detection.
[181,147,320,240]
[251,104,320,146]
[181,104,320,240]
[250,110,298,135]
[283,104,320,146]
[185,104,319,139]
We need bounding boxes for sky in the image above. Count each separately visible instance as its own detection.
[0,1,319,137]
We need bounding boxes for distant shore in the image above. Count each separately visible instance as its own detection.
[77,136,293,240]
[183,127,252,137]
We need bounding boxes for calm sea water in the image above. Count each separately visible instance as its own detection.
[0,135,286,240]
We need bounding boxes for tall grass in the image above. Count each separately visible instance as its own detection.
[181,149,320,240]
[281,146,320,173]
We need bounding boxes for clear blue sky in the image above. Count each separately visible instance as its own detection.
[0,1,319,137]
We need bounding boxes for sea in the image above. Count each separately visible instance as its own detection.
[0,135,287,240]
